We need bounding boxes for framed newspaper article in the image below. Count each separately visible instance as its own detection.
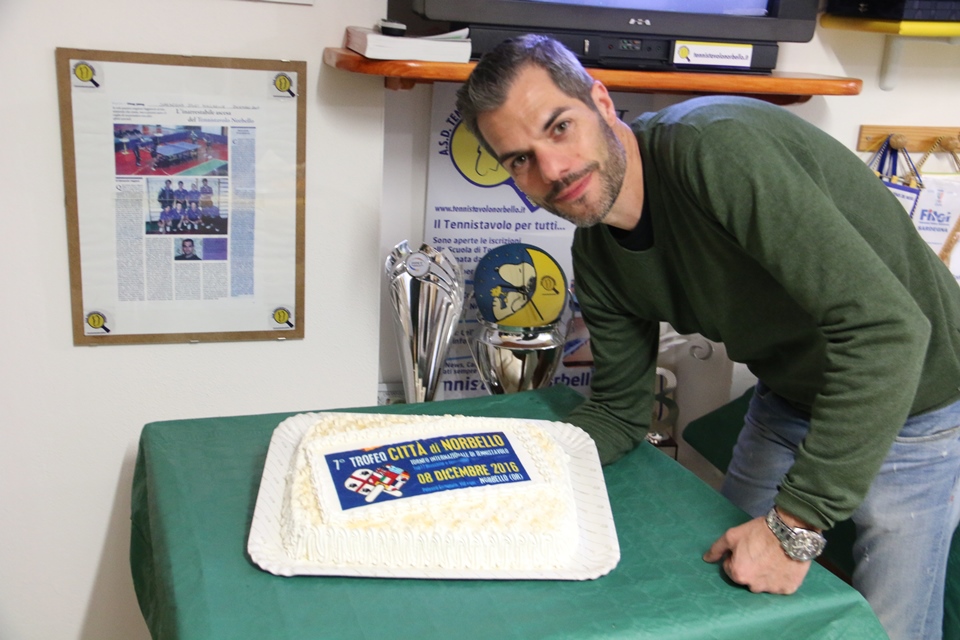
[56,48,305,345]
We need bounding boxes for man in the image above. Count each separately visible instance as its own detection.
[187,182,201,210]
[175,238,200,260]
[158,204,174,234]
[456,35,960,640]
[173,180,189,211]
[199,178,214,209]
[201,203,222,233]
[172,202,186,231]
[185,201,202,231]
[157,179,175,212]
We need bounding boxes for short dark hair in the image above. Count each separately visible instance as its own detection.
[456,35,596,155]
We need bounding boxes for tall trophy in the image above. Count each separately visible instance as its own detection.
[470,243,569,394]
[385,241,465,403]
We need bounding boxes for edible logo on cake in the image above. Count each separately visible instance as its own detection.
[325,431,531,510]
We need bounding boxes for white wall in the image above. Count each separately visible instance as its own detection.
[0,1,387,639]
[2,1,959,637]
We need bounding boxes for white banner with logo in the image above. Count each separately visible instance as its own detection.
[909,175,960,285]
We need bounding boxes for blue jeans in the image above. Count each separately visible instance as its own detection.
[721,382,960,640]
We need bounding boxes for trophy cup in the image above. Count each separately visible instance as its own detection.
[385,241,465,403]
[471,318,568,394]
[469,243,569,394]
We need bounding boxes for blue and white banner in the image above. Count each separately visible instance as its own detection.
[324,431,531,510]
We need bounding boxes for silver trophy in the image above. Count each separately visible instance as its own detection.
[385,241,465,403]
[470,315,569,394]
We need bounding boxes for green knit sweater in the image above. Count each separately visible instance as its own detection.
[567,96,960,530]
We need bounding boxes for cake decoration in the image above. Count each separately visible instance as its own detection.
[323,431,532,511]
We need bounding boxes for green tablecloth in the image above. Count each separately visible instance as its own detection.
[131,386,888,639]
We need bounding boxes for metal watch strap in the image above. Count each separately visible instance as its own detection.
[765,507,827,562]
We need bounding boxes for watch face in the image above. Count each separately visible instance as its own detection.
[473,243,567,327]
[786,532,826,562]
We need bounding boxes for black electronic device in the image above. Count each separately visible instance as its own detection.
[467,26,780,73]
[395,0,818,73]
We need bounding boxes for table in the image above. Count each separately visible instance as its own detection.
[131,386,888,640]
[154,142,199,167]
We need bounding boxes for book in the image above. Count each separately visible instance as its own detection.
[344,26,472,64]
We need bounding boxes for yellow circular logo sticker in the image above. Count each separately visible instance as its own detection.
[273,307,294,328]
[73,62,99,87]
[74,63,94,82]
[85,311,110,333]
[273,73,295,96]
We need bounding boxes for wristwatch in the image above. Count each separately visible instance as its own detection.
[765,507,827,562]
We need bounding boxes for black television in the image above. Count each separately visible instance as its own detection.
[401,0,819,73]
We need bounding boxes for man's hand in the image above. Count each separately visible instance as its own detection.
[702,515,812,594]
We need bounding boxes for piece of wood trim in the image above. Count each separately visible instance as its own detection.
[857,125,960,152]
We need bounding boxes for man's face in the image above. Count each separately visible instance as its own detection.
[476,65,626,228]
[182,241,194,256]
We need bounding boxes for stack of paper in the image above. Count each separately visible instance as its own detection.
[344,26,472,64]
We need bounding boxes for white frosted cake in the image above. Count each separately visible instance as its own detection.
[280,412,580,571]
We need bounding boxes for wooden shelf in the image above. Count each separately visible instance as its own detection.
[323,48,862,105]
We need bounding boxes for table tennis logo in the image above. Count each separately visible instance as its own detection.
[271,306,295,329]
[71,60,101,89]
[442,114,537,211]
[271,72,296,98]
[473,243,568,327]
[345,465,410,503]
[84,310,111,334]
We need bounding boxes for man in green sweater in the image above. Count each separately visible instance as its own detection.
[457,35,960,640]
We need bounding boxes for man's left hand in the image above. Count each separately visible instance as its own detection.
[702,516,811,594]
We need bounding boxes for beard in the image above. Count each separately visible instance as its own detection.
[532,116,627,228]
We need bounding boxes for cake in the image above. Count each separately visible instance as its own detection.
[280,412,580,571]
